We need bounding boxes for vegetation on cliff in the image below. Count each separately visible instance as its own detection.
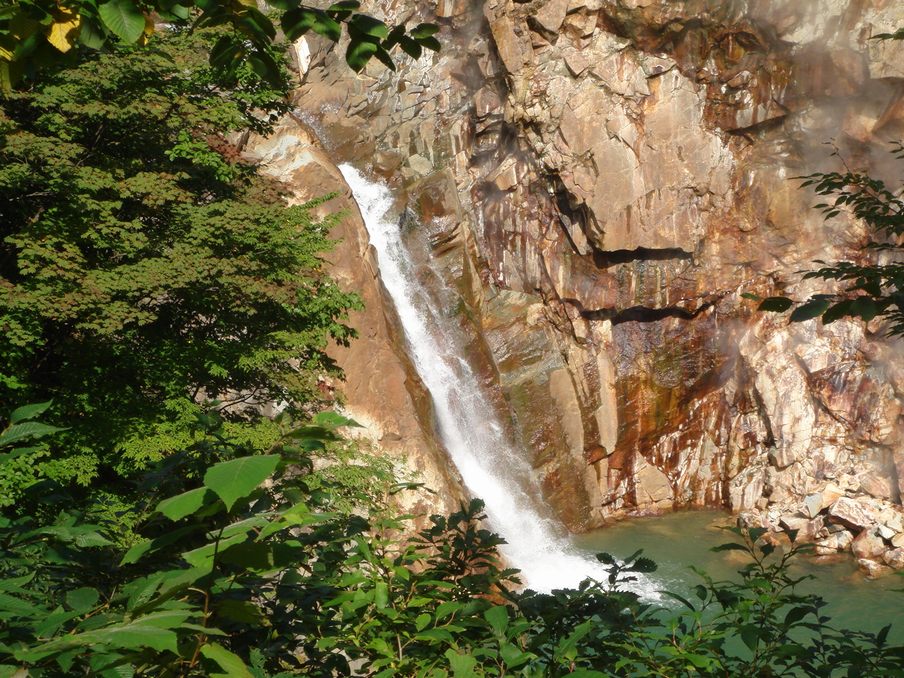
[747,32,904,338]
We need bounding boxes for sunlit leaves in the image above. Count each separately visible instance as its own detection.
[0,30,360,491]
[1,1,440,87]
[45,7,80,52]
[156,487,214,521]
[202,455,279,510]
[201,643,255,678]
[97,0,145,44]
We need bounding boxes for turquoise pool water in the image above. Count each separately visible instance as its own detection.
[572,510,904,640]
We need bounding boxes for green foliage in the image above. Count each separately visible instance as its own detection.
[2,408,902,677]
[0,0,441,88]
[0,29,361,501]
[749,144,904,336]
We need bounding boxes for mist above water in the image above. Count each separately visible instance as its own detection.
[339,163,654,594]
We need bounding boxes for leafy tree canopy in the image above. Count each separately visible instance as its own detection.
[0,27,360,504]
[0,0,440,87]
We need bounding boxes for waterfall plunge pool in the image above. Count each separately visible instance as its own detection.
[573,510,904,640]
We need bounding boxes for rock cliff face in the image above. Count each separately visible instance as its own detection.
[280,0,904,572]
[243,120,466,521]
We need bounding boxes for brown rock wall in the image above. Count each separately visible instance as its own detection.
[277,0,904,564]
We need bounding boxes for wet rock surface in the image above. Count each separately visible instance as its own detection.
[274,0,903,568]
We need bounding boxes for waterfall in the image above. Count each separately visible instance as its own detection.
[340,164,653,594]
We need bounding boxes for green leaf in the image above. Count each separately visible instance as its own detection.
[399,36,422,60]
[182,532,247,568]
[311,411,360,428]
[9,401,52,423]
[784,605,810,626]
[485,605,508,636]
[22,622,179,661]
[710,542,747,552]
[0,421,64,447]
[215,599,263,624]
[371,45,395,71]
[0,591,40,615]
[97,0,146,43]
[790,298,832,322]
[328,1,361,11]
[78,18,107,48]
[410,23,439,40]
[210,35,243,70]
[758,296,793,313]
[629,556,657,573]
[0,574,34,592]
[740,624,760,650]
[374,581,389,609]
[156,487,215,521]
[65,587,100,613]
[416,36,440,52]
[167,4,191,20]
[203,455,280,511]
[850,296,879,322]
[120,526,197,565]
[414,613,431,632]
[346,39,378,71]
[445,649,477,677]
[312,14,341,41]
[658,590,696,610]
[201,643,254,678]
[822,299,853,324]
[348,14,388,40]
[281,7,317,40]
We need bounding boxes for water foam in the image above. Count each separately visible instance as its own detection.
[340,164,653,594]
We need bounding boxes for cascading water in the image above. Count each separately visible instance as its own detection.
[340,164,655,595]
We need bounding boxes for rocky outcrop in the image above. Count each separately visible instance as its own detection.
[282,0,904,568]
[243,118,466,520]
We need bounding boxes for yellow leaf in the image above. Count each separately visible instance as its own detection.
[137,15,154,45]
[46,9,81,53]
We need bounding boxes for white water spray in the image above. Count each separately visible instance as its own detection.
[340,164,654,594]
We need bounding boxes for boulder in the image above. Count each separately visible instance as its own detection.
[779,514,823,542]
[858,558,893,579]
[893,533,904,549]
[801,483,845,519]
[827,497,880,530]
[851,529,886,560]
[883,548,904,570]
[635,462,672,507]
[529,0,569,37]
[877,524,897,541]
[814,529,854,555]
[879,508,904,534]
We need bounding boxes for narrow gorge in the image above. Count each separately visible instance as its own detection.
[247,0,904,586]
